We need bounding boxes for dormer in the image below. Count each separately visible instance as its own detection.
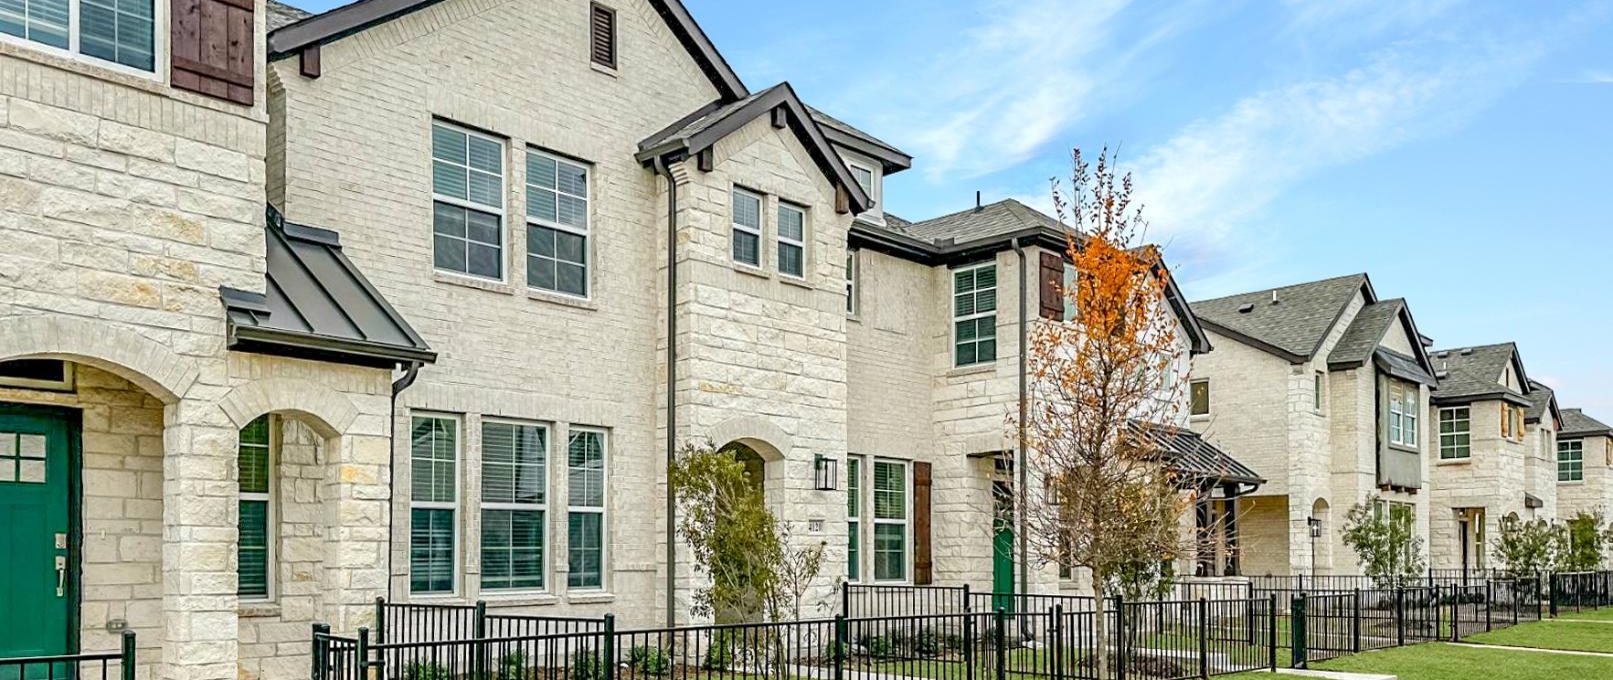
[807,106,911,226]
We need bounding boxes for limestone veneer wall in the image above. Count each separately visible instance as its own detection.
[1428,400,1529,570]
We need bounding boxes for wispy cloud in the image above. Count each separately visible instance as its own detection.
[1281,0,1463,39]
[1126,35,1545,272]
[1570,69,1613,83]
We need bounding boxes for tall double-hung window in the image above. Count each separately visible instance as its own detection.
[526,151,589,297]
[777,202,806,278]
[846,455,863,582]
[1387,381,1418,448]
[1,0,155,71]
[1439,407,1471,460]
[731,188,763,267]
[567,429,607,589]
[432,122,504,280]
[953,263,998,366]
[1559,440,1584,482]
[410,416,459,594]
[872,459,908,581]
[237,416,272,599]
[481,421,547,591]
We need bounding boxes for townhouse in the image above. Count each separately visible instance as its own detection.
[1556,408,1613,524]
[1187,274,1439,577]
[1423,344,1557,572]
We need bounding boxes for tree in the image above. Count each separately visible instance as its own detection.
[1560,511,1608,572]
[1019,148,1193,678]
[1340,496,1426,589]
[1491,515,1563,577]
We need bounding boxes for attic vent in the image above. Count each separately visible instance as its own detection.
[1238,303,1255,313]
[1435,351,1449,359]
[1270,291,1280,305]
[1436,371,1450,379]
[590,3,617,69]
[1460,348,1474,356]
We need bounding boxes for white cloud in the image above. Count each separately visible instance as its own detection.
[1126,36,1544,269]
[1572,69,1613,83]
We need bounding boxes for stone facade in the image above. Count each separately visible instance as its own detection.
[1559,434,1613,521]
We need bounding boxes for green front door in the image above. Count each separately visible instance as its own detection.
[992,521,1014,613]
[0,405,76,660]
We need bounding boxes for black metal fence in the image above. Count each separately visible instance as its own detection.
[0,632,135,680]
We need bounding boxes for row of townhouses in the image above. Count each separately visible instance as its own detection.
[0,1,1608,680]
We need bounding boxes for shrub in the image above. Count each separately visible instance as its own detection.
[912,629,942,657]
[629,646,671,676]
[571,652,602,680]
[703,636,734,671]
[498,652,531,680]
[858,634,895,660]
[403,663,450,680]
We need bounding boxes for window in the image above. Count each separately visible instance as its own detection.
[1439,407,1471,460]
[481,421,547,591]
[953,263,997,366]
[1314,372,1325,410]
[1387,381,1418,449]
[849,164,875,212]
[1,0,155,72]
[845,249,858,315]
[872,459,908,581]
[526,150,589,297]
[567,429,607,589]
[1190,380,1210,417]
[777,202,806,278]
[589,3,615,69]
[846,455,862,582]
[731,188,763,267]
[238,415,271,600]
[1559,440,1584,482]
[1500,403,1524,442]
[0,358,74,391]
[410,416,459,594]
[432,122,504,280]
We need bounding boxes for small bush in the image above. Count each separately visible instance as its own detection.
[822,640,850,661]
[912,628,942,657]
[703,637,734,671]
[858,634,895,660]
[498,652,531,680]
[571,652,602,680]
[629,646,671,676]
[403,663,450,680]
[943,633,964,652]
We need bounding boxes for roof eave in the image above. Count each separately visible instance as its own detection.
[228,324,438,367]
[820,127,912,174]
[1197,318,1309,364]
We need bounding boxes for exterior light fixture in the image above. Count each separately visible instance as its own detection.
[813,455,838,491]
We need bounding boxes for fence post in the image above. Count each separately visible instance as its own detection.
[1351,588,1362,653]
[1290,594,1307,670]
[1395,588,1405,647]
[993,608,1007,680]
[1197,598,1209,680]
[1050,605,1063,680]
[1115,595,1127,680]
[963,611,976,680]
[842,582,850,619]
[121,631,136,680]
[1485,580,1493,632]
[312,623,329,680]
[602,614,616,680]
[834,614,847,680]
[1549,574,1559,618]
[1267,594,1278,671]
[963,583,972,613]
[356,627,370,680]
[374,597,385,644]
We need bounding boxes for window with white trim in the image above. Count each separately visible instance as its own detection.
[526,150,589,297]
[872,459,908,581]
[237,415,272,600]
[1314,372,1325,410]
[432,122,504,280]
[1439,407,1471,460]
[777,202,806,278]
[1559,440,1584,482]
[410,415,459,594]
[846,455,862,582]
[849,164,874,198]
[480,421,547,591]
[567,428,607,589]
[731,188,762,267]
[953,263,997,366]
[1,0,155,72]
[845,249,859,315]
[1387,381,1418,449]
[1190,380,1210,417]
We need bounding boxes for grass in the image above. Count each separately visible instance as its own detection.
[1465,619,1613,654]
[1222,642,1613,680]
[1556,606,1613,622]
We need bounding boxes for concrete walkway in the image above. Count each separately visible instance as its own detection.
[1275,669,1395,680]
[1454,642,1613,658]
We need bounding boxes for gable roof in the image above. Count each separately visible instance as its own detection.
[1190,274,1372,362]
[636,82,873,214]
[268,0,311,31]
[1328,298,1407,368]
[221,207,435,368]
[1133,422,1264,494]
[1428,342,1532,406]
[1560,408,1613,439]
[1524,380,1561,426]
[266,0,748,100]
[806,105,912,174]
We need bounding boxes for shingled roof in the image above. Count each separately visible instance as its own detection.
[1190,274,1371,361]
[267,0,311,31]
[1328,298,1406,368]
[1428,343,1531,406]
[1524,380,1560,425]
[1560,408,1613,438]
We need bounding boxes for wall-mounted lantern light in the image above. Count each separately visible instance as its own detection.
[813,455,839,491]
[1307,517,1323,539]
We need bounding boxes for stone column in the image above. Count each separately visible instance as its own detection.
[161,401,240,680]
[322,431,393,632]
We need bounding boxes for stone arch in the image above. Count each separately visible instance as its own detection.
[1311,497,1333,573]
[0,315,197,402]
[704,415,792,463]
[217,378,359,439]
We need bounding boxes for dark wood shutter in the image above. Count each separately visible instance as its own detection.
[590,3,617,69]
[913,461,933,585]
[170,0,255,105]
[1039,251,1064,320]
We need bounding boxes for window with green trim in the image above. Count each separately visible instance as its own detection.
[1559,440,1584,482]
[1439,407,1471,459]
[847,455,862,582]
[567,429,607,589]
[873,459,908,581]
[481,421,547,591]
[238,415,271,600]
[410,416,458,594]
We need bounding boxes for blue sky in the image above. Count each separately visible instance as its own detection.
[291,0,1613,416]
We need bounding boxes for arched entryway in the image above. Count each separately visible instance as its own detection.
[1310,498,1332,575]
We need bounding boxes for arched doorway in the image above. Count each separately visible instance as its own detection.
[720,441,768,498]
[1310,498,1332,575]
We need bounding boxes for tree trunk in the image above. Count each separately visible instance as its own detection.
[1093,579,1109,679]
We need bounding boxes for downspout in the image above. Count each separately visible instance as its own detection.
[387,361,422,600]
[653,155,679,627]
[1011,238,1029,609]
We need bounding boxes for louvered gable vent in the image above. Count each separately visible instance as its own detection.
[590,3,617,69]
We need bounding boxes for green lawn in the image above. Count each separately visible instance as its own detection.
[1556,606,1613,622]
[1221,643,1613,680]
[1465,619,1613,654]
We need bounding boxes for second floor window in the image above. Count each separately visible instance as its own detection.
[1190,379,1210,417]
[731,188,762,267]
[526,151,590,297]
[1559,440,1584,482]
[1439,407,1471,459]
[1387,381,1418,449]
[432,122,504,280]
[845,250,859,315]
[953,263,997,366]
[3,0,155,72]
[777,203,806,278]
